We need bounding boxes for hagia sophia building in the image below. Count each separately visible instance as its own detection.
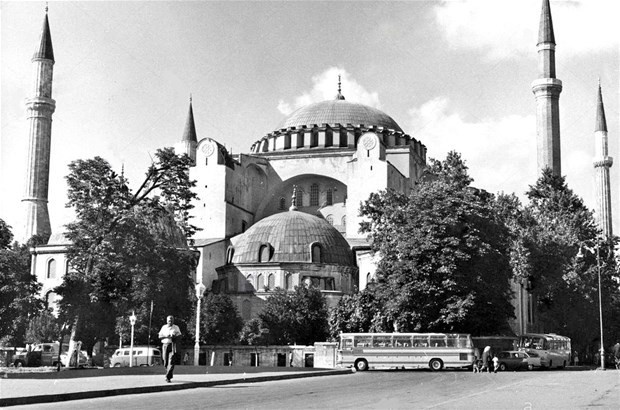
[24,1,612,336]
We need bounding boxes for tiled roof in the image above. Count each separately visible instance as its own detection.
[232,211,355,265]
[276,99,402,133]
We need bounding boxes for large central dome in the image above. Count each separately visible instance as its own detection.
[277,99,403,133]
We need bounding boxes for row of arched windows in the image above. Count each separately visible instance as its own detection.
[226,243,323,264]
[278,184,335,210]
[46,258,68,279]
[244,272,295,291]
[325,215,346,228]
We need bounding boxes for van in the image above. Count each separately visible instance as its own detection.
[110,346,162,367]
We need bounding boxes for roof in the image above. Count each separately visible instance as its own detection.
[182,100,198,143]
[537,0,555,45]
[276,99,403,133]
[34,13,54,61]
[596,82,607,132]
[231,211,355,265]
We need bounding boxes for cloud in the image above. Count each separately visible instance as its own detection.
[434,0,619,61]
[409,97,538,198]
[277,67,381,115]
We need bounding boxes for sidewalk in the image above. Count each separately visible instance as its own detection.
[0,365,352,407]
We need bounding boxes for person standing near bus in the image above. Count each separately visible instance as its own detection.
[159,315,182,383]
[481,346,491,373]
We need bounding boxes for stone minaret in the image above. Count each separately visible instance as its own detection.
[532,0,562,176]
[22,9,55,243]
[174,96,197,166]
[593,81,613,237]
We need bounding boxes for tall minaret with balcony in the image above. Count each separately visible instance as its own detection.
[593,81,613,237]
[532,0,562,176]
[22,9,56,243]
[174,96,198,166]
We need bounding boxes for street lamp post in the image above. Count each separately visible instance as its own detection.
[129,311,137,368]
[578,239,605,370]
[194,282,206,366]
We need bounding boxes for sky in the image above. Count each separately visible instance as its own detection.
[1,0,619,242]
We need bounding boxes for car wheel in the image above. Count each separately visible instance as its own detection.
[499,363,507,371]
[354,359,368,371]
[113,363,121,368]
[429,359,443,371]
[14,360,24,367]
[527,364,534,371]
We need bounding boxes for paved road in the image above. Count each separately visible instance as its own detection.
[16,368,620,409]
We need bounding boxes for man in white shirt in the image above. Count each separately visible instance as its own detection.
[158,315,182,382]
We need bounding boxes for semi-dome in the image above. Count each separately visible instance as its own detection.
[277,99,403,133]
[231,211,355,265]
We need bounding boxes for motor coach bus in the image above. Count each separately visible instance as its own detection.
[517,333,571,369]
[337,333,475,371]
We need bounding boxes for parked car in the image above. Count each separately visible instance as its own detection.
[13,342,89,368]
[110,346,162,367]
[522,350,541,370]
[497,350,536,371]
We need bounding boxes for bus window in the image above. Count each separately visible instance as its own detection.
[341,338,354,350]
[373,336,392,347]
[430,335,447,347]
[355,336,372,347]
[412,335,429,347]
[447,335,458,347]
[393,336,411,347]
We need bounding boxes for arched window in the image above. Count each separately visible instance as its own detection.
[311,243,322,263]
[226,246,235,264]
[310,183,319,206]
[285,274,293,290]
[242,300,252,320]
[47,259,56,279]
[258,244,271,263]
[279,197,286,210]
[341,215,346,230]
[366,272,372,284]
[257,274,265,290]
[326,189,333,206]
[326,215,334,225]
[296,188,303,207]
[268,273,275,289]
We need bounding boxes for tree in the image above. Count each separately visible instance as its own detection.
[328,288,383,339]
[187,292,243,345]
[524,169,620,351]
[25,310,61,343]
[359,151,515,335]
[56,148,197,356]
[0,220,43,346]
[258,285,329,345]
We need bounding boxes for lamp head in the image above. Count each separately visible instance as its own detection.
[129,311,137,325]
[195,282,206,299]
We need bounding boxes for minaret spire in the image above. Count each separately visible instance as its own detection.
[593,81,613,237]
[532,0,562,176]
[174,95,198,165]
[22,8,56,242]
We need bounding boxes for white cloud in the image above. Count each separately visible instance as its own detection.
[434,0,619,61]
[277,67,381,115]
[409,97,538,198]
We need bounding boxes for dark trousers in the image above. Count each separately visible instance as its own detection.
[162,343,176,380]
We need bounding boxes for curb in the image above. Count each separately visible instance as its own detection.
[0,369,352,407]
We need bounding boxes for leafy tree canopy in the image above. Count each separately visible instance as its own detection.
[359,151,515,335]
[187,292,243,345]
[0,220,43,346]
[56,148,197,352]
[258,285,329,345]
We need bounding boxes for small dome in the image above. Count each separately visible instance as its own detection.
[232,211,354,265]
[276,99,403,132]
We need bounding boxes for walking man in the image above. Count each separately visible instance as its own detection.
[159,315,182,382]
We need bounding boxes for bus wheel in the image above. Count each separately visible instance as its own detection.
[429,359,443,371]
[354,359,369,371]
